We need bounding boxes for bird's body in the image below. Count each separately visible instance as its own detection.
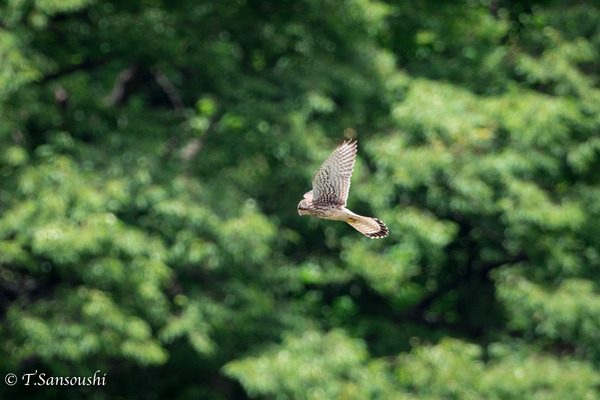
[297,139,388,239]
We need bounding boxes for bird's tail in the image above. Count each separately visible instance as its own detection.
[347,215,389,239]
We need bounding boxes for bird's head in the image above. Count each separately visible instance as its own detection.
[297,199,310,216]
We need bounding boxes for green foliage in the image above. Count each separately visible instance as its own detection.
[224,329,391,400]
[497,271,600,358]
[0,31,40,98]
[397,339,599,400]
[1,0,600,399]
[226,333,600,400]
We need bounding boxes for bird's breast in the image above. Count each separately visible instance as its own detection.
[309,203,348,221]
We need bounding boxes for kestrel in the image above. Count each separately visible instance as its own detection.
[297,139,389,238]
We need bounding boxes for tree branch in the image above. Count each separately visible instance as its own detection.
[38,58,108,85]
[151,67,184,115]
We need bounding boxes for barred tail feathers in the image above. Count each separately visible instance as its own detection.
[347,215,389,239]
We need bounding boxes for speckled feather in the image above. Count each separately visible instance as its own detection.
[311,139,357,206]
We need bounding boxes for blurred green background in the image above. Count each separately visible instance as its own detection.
[1,0,600,398]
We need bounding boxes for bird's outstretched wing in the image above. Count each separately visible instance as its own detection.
[311,139,357,206]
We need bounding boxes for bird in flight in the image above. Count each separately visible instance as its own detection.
[297,139,389,238]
